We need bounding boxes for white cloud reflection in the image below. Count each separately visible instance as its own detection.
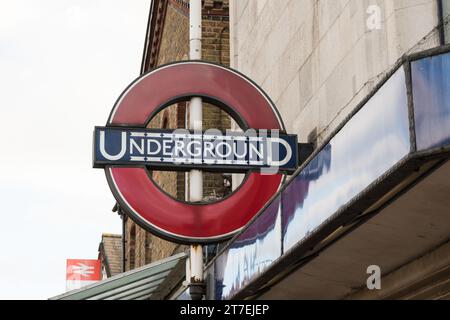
[283,69,411,250]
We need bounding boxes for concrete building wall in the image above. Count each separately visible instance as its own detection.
[230,0,440,145]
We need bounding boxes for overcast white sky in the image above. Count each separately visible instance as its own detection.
[0,0,151,299]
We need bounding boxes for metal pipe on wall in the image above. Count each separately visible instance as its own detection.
[189,0,203,203]
[188,0,204,301]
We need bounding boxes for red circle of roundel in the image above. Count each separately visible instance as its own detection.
[105,61,284,244]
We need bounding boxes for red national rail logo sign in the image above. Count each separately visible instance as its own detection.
[66,259,101,291]
[95,61,295,244]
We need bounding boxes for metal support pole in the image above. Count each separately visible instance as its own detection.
[188,0,205,301]
[189,245,204,300]
[189,0,202,61]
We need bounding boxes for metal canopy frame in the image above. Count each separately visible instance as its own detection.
[50,252,186,300]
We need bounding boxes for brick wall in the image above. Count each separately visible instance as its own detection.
[124,0,231,271]
[195,0,231,201]
[98,234,122,277]
[124,221,136,271]
[151,0,231,202]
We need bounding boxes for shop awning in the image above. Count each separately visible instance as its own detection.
[206,46,450,300]
[50,252,186,300]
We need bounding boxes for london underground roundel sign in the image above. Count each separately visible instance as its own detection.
[94,61,298,244]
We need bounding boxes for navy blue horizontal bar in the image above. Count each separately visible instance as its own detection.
[93,127,298,173]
